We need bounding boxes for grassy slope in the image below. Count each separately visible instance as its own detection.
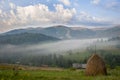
[0,69,120,80]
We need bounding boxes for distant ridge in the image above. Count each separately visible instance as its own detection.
[0,32,60,45]
[2,25,120,39]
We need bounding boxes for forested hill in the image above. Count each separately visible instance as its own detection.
[0,32,60,45]
[3,25,120,39]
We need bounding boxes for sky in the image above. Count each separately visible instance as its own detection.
[0,0,120,32]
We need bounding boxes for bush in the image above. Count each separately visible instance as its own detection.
[69,67,76,71]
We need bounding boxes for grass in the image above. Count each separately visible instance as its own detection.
[0,68,120,80]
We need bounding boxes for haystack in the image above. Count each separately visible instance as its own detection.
[85,54,107,76]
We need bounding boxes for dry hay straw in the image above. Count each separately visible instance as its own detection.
[85,54,107,76]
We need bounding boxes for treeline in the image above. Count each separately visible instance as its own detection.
[104,54,120,68]
[20,54,76,68]
[0,50,120,68]
[0,53,84,68]
[108,36,120,41]
[108,36,120,49]
[95,50,120,69]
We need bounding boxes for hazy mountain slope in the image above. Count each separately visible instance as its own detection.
[104,26,120,37]
[97,26,120,37]
[2,25,120,39]
[39,25,98,39]
[4,28,42,35]
[0,33,60,45]
[70,29,96,38]
[3,25,97,39]
[39,25,72,39]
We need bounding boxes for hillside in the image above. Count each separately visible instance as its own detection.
[97,26,120,37]
[70,28,96,38]
[4,28,43,35]
[39,25,72,39]
[3,25,120,39]
[0,33,60,45]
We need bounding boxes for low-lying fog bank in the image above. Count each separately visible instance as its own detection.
[0,38,118,55]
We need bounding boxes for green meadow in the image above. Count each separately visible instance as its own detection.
[0,68,120,80]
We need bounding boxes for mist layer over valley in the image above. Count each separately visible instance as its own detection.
[0,38,109,55]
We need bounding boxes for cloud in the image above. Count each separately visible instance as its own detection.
[105,1,120,12]
[0,9,2,14]
[71,11,112,26]
[0,3,76,32]
[78,11,104,22]
[91,0,100,5]
[16,4,51,24]
[59,0,71,6]
[53,4,76,23]
[9,2,16,9]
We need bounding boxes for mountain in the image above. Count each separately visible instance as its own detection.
[38,25,101,39]
[39,25,72,39]
[97,26,120,37]
[3,25,96,39]
[0,32,60,45]
[70,27,96,38]
[2,25,120,39]
[3,25,73,39]
[4,27,43,35]
[70,25,120,38]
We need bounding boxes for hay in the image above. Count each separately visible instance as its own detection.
[85,54,107,76]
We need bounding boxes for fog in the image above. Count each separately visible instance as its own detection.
[0,38,118,55]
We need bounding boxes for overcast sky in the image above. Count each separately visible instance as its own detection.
[0,0,120,32]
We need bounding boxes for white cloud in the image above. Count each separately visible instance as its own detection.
[53,4,76,23]
[91,0,100,5]
[75,11,112,26]
[0,9,2,14]
[16,4,51,24]
[15,4,76,24]
[78,11,104,22]
[9,2,16,9]
[59,0,71,6]
[105,1,120,11]
[0,3,76,32]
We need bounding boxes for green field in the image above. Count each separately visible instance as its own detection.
[0,68,120,80]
